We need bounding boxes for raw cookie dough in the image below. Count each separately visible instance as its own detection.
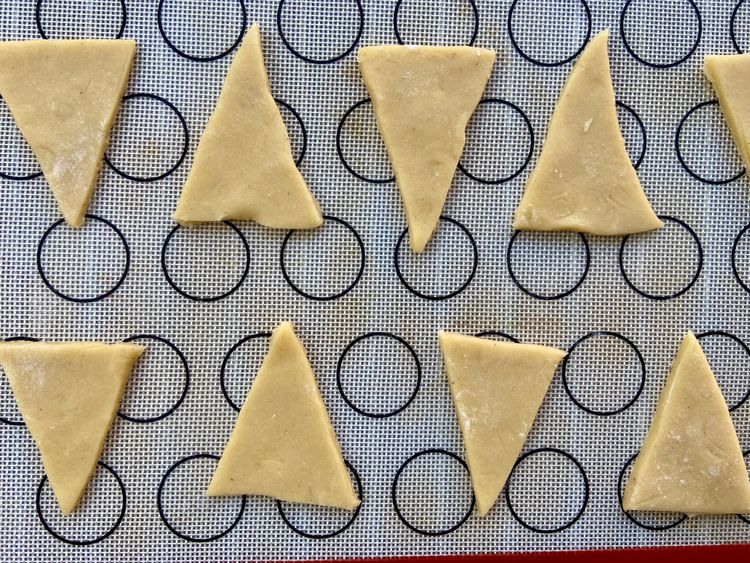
[439,331,566,516]
[704,54,750,172]
[173,24,322,229]
[208,322,359,510]
[358,45,495,253]
[512,30,662,235]
[623,332,750,515]
[0,341,144,515]
[0,40,136,227]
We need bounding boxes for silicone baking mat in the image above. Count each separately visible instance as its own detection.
[0,0,749,561]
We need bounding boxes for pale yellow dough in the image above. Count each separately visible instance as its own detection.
[623,332,750,515]
[439,331,566,516]
[513,30,662,235]
[208,322,359,510]
[358,45,495,253]
[0,40,136,227]
[704,54,750,172]
[173,24,322,229]
[0,341,144,515]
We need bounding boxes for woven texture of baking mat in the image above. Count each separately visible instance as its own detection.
[0,0,749,560]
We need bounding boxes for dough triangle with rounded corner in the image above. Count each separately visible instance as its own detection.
[174,24,322,229]
[512,30,662,235]
[704,54,750,172]
[439,331,567,516]
[358,45,495,252]
[0,39,136,227]
[0,341,144,515]
[207,322,359,510]
[623,332,750,515]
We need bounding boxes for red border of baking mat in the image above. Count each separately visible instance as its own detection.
[302,543,750,563]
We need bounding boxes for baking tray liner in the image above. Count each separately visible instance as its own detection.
[0,0,749,561]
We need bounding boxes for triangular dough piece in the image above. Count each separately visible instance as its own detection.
[438,331,566,516]
[623,332,750,515]
[704,54,750,172]
[173,24,322,229]
[0,40,136,226]
[0,341,144,515]
[512,30,662,235]
[358,45,495,252]
[207,322,358,510]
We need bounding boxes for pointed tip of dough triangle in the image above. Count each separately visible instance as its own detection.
[475,499,492,517]
[59,200,87,227]
[409,225,432,253]
[59,495,78,516]
[274,320,297,338]
[590,28,609,45]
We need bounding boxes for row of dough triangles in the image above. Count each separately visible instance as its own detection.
[6,27,750,251]
[4,325,748,518]
[0,27,664,246]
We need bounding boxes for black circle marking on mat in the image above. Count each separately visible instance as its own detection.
[36,214,131,303]
[507,0,592,67]
[458,98,534,184]
[35,0,127,39]
[117,335,190,424]
[336,332,421,419]
[161,221,251,303]
[617,100,647,170]
[0,163,42,181]
[276,460,363,539]
[157,453,247,543]
[695,330,750,412]
[391,448,475,536]
[0,96,42,181]
[506,231,591,301]
[730,222,750,296]
[732,0,749,54]
[219,332,273,412]
[741,450,750,524]
[36,461,126,546]
[0,336,39,426]
[675,100,745,185]
[618,215,703,301]
[276,98,308,166]
[276,0,364,65]
[620,0,702,69]
[561,331,646,416]
[394,216,479,301]
[104,93,189,183]
[505,447,589,534]
[393,0,479,46]
[336,98,394,184]
[475,331,520,343]
[617,452,687,530]
[157,0,248,63]
[280,215,366,302]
